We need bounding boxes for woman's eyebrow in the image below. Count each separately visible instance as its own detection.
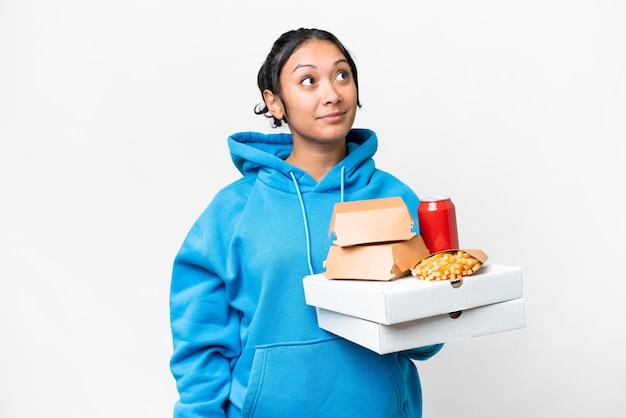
[292,63,315,73]
[291,59,349,74]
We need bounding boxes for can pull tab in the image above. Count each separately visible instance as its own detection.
[450,278,463,289]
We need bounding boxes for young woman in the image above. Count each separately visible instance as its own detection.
[169,28,443,418]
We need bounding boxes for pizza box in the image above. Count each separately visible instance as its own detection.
[303,263,523,325]
[316,298,526,354]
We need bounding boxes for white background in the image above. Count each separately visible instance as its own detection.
[1,1,625,417]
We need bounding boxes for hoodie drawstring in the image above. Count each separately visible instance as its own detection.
[289,171,314,276]
[340,164,345,203]
[289,165,346,276]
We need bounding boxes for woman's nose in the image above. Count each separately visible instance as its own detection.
[321,82,341,105]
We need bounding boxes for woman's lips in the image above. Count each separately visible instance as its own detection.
[319,111,346,123]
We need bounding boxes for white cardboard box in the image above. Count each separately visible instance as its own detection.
[316,298,526,354]
[303,263,523,325]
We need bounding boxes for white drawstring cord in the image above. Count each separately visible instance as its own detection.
[289,171,314,276]
[289,166,347,276]
[340,164,346,202]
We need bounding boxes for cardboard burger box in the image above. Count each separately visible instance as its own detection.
[303,196,526,354]
[325,196,429,281]
[324,235,430,281]
[328,196,417,247]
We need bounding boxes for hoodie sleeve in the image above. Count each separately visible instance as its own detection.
[404,343,444,361]
[169,220,241,418]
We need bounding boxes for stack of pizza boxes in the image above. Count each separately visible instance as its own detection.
[303,196,526,354]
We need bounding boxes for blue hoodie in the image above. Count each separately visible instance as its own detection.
[170,128,443,418]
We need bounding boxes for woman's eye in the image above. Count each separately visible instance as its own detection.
[336,70,349,81]
[301,76,314,86]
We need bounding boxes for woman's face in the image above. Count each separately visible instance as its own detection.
[268,39,358,147]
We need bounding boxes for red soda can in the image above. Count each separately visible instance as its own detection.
[418,196,459,253]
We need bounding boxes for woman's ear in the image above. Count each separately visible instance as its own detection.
[263,89,285,121]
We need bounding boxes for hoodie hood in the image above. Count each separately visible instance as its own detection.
[228,128,378,194]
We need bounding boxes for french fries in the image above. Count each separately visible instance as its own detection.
[411,250,483,281]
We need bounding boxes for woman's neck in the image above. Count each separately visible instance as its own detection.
[286,142,346,182]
